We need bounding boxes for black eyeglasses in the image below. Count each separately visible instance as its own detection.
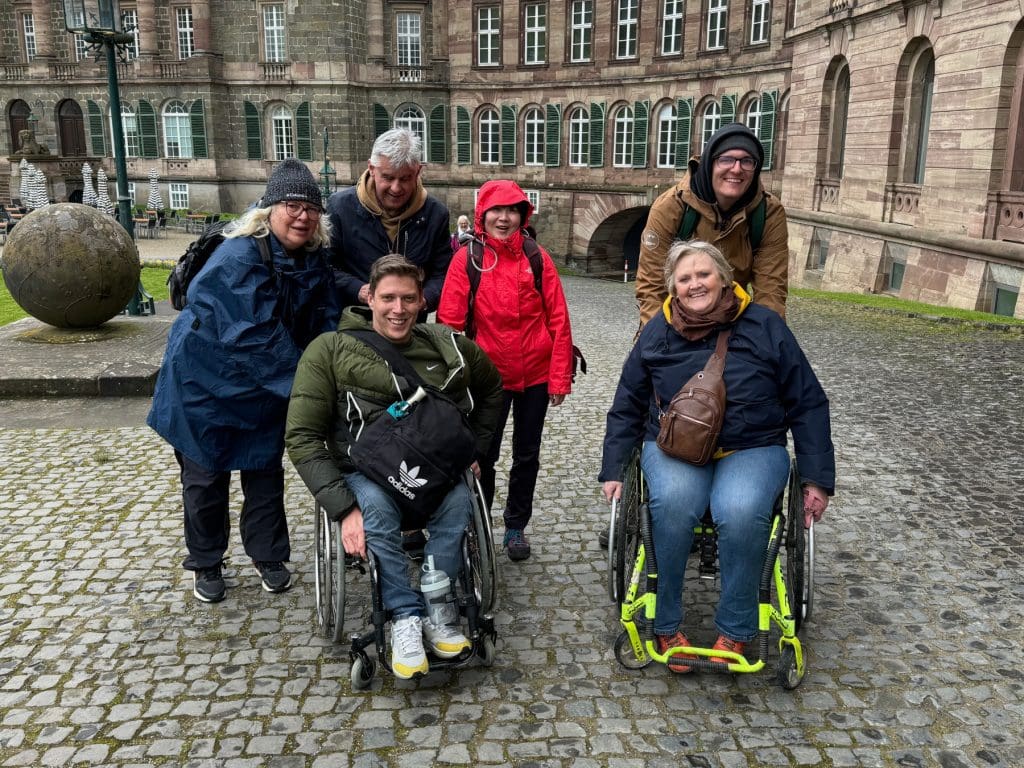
[282,201,322,220]
[714,154,758,171]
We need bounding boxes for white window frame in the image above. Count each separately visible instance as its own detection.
[745,98,762,137]
[120,8,140,61]
[616,0,639,60]
[701,102,722,148]
[394,105,426,150]
[656,103,677,168]
[127,182,137,205]
[524,108,545,166]
[569,107,589,167]
[750,0,770,45]
[570,1,593,63]
[162,101,193,158]
[662,0,684,56]
[396,12,422,81]
[524,3,547,66]
[525,189,540,214]
[613,106,635,168]
[706,0,727,50]
[479,108,499,165]
[262,4,286,63]
[23,14,37,62]
[112,104,142,158]
[175,7,195,59]
[271,105,294,161]
[169,182,189,210]
[477,6,500,67]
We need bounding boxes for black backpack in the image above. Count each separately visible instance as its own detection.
[167,222,273,310]
[464,234,587,382]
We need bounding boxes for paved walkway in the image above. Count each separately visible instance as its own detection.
[1,275,1023,767]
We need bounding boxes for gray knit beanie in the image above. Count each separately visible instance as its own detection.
[263,158,322,209]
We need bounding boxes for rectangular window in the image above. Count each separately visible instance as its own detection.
[22,14,37,62]
[662,0,684,55]
[570,1,593,63]
[176,7,195,59]
[122,112,141,157]
[706,0,727,50]
[169,183,189,210]
[525,189,540,214]
[396,11,422,81]
[74,33,90,62]
[272,112,294,161]
[657,110,676,167]
[263,4,286,62]
[121,8,140,60]
[524,3,547,65]
[480,113,499,165]
[750,0,770,44]
[994,286,1019,316]
[889,261,905,291]
[477,6,500,66]
[525,112,544,165]
[616,0,639,59]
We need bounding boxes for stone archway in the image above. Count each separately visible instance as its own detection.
[568,192,650,274]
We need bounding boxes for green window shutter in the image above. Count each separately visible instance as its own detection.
[631,100,650,168]
[545,103,561,167]
[189,99,208,158]
[138,99,158,159]
[500,104,517,166]
[373,104,391,138]
[759,90,778,171]
[674,97,692,169]
[456,107,471,165]
[721,94,737,125]
[428,104,448,164]
[86,99,106,156]
[244,101,263,160]
[296,102,312,160]
[588,102,605,168]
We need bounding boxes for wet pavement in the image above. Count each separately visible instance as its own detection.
[1,275,1023,767]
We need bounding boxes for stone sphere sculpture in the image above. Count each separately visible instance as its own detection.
[2,203,140,328]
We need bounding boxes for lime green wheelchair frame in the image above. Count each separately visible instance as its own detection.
[607,449,814,689]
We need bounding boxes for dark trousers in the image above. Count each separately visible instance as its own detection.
[478,383,549,532]
[175,451,290,570]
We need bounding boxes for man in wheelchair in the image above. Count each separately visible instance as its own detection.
[286,255,503,679]
[600,240,834,673]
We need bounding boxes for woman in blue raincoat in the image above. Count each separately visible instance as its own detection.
[148,158,339,604]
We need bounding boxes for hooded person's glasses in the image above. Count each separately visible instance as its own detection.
[714,154,758,171]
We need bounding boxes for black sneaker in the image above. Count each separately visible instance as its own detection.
[193,564,226,603]
[504,528,531,561]
[255,561,292,593]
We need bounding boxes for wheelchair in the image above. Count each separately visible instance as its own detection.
[313,469,499,689]
[606,448,815,689]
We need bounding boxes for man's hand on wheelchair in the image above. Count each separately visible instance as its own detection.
[602,481,622,503]
[802,483,829,529]
[341,507,367,559]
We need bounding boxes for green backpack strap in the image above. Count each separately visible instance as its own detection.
[676,205,701,241]
[675,197,766,250]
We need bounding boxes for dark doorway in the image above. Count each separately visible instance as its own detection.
[68,188,83,204]
[8,100,30,154]
[58,100,87,157]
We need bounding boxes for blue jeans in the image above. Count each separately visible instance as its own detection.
[345,472,471,619]
[640,442,790,641]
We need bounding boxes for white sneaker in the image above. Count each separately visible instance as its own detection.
[390,615,428,679]
[423,617,471,659]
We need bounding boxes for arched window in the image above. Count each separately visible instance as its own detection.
[524,107,544,165]
[162,100,193,158]
[8,99,31,155]
[271,104,294,161]
[57,100,87,157]
[701,102,722,149]
[745,97,762,137]
[825,59,850,179]
[904,46,934,184]
[479,107,499,165]
[110,103,141,158]
[656,103,677,168]
[568,106,589,167]
[613,105,634,167]
[394,105,426,148]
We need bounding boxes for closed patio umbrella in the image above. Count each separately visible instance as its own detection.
[81,163,97,208]
[18,159,30,206]
[146,167,163,212]
[95,168,115,216]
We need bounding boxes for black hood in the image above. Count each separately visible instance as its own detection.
[690,122,764,217]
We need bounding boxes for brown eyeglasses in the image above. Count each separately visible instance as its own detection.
[282,201,322,220]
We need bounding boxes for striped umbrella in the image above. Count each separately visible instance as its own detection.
[146,167,163,211]
[95,167,115,216]
[19,159,30,205]
[81,163,97,207]
[31,168,49,209]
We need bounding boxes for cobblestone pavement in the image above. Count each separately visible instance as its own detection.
[1,275,1023,768]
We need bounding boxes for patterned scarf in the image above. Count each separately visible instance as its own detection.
[669,285,740,341]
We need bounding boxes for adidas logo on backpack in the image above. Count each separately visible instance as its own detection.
[388,460,429,500]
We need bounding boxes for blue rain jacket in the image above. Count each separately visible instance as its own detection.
[147,233,339,471]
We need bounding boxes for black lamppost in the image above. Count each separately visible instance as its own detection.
[63,0,154,315]
[319,128,336,199]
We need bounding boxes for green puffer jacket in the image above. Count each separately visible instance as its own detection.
[285,306,504,521]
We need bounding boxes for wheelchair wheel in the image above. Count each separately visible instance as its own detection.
[313,502,346,643]
[784,464,815,634]
[466,471,498,614]
[350,653,376,690]
[777,644,805,690]
[479,634,496,667]
[607,449,643,604]
[613,630,653,670]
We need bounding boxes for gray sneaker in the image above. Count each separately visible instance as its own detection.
[193,564,226,603]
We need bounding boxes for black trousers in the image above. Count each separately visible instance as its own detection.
[478,383,549,532]
[175,451,290,570]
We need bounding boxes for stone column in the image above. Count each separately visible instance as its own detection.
[192,0,211,55]
[138,0,158,58]
[30,0,54,61]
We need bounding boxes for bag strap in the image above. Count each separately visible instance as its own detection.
[342,328,426,390]
[703,328,731,378]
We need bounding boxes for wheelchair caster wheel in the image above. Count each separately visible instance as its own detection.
[479,634,496,667]
[614,630,653,670]
[350,654,376,690]
[777,644,804,690]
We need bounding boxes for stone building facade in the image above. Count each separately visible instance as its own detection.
[2,0,1022,316]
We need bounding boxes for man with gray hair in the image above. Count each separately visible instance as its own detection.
[326,128,452,316]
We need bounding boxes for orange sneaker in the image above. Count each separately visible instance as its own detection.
[710,635,748,665]
[656,631,694,674]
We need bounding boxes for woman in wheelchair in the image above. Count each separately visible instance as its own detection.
[600,240,834,673]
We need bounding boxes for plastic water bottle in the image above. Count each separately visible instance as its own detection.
[420,555,454,626]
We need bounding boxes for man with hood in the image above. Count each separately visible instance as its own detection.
[326,128,452,319]
[635,122,789,325]
[438,180,575,562]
